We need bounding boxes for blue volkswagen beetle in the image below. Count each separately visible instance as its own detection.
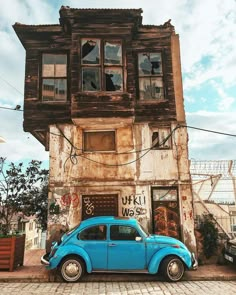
[41,216,197,282]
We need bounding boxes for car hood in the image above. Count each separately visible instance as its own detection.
[146,234,188,249]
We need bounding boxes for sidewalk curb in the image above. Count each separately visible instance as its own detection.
[0,269,236,283]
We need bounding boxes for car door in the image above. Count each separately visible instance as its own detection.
[107,224,146,270]
[78,225,108,270]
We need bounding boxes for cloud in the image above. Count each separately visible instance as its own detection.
[186,111,236,160]
[0,110,48,162]
[0,0,235,163]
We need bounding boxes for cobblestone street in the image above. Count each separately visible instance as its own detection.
[1,281,236,295]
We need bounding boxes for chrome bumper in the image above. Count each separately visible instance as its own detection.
[191,252,198,270]
[41,253,50,266]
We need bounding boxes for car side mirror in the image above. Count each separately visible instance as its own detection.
[135,236,142,242]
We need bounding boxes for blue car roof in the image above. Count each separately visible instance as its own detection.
[79,216,138,228]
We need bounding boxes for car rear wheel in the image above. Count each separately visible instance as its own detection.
[60,256,85,282]
[160,256,185,282]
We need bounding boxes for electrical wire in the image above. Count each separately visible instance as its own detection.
[0,106,23,112]
[0,75,24,96]
[62,126,179,168]
[54,125,177,156]
[179,124,236,138]
[55,124,236,168]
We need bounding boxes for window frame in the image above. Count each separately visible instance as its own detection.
[83,129,116,153]
[41,53,68,102]
[138,52,165,101]
[81,38,124,92]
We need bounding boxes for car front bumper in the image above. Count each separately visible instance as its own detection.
[41,253,50,266]
[191,253,198,270]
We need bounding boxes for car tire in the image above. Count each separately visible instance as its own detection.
[59,255,85,282]
[160,256,185,282]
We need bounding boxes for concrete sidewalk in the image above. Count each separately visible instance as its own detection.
[0,249,236,282]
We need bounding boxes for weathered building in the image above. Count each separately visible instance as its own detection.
[13,6,196,252]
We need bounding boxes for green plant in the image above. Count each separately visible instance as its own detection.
[199,214,219,258]
[0,157,48,235]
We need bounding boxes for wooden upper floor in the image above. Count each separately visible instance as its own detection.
[13,7,185,148]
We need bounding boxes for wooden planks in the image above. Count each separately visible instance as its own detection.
[0,235,25,271]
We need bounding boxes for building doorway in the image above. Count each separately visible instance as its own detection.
[152,187,181,240]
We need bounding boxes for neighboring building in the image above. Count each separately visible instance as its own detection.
[191,160,236,239]
[2,214,43,250]
[13,7,196,252]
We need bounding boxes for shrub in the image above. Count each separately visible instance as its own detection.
[199,214,219,258]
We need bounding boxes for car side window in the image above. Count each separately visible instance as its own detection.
[79,225,107,240]
[110,225,140,241]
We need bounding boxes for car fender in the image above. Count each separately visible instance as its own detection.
[49,245,92,273]
[148,247,192,274]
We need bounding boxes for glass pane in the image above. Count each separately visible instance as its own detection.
[43,54,67,77]
[138,53,162,76]
[43,54,55,65]
[82,68,101,91]
[159,128,171,148]
[42,79,55,101]
[110,225,139,240]
[43,64,54,77]
[82,39,100,64]
[80,225,106,240]
[139,77,163,99]
[54,79,67,101]
[153,189,177,201]
[54,55,67,65]
[55,64,67,77]
[42,79,66,101]
[105,68,123,91]
[105,42,122,65]
[84,131,115,152]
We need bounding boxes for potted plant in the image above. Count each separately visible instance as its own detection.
[0,157,48,271]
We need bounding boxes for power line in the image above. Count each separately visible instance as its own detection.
[61,126,178,168]
[0,106,23,112]
[53,124,236,168]
[0,75,24,96]
[179,124,236,138]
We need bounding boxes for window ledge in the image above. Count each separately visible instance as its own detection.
[137,99,168,104]
[41,100,69,104]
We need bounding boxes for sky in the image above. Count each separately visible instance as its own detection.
[0,0,235,167]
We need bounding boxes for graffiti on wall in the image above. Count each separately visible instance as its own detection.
[83,197,95,216]
[60,193,80,208]
[48,192,81,229]
[121,192,147,217]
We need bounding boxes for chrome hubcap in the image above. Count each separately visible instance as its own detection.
[65,262,79,277]
[169,261,180,276]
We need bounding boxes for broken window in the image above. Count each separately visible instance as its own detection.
[138,53,164,100]
[42,54,67,101]
[105,68,123,91]
[82,68,101,91]
[152,128,171,149]
[83,130,116,152]
[81,39,123,92]
[105,42,122,65]
[82,39,100,64]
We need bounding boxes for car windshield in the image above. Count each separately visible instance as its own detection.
[138,222,149,237]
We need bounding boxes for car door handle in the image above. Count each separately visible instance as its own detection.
[108,243,117,247]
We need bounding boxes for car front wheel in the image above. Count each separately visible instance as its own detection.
[60,256,85,282]
[160,256,185,282]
